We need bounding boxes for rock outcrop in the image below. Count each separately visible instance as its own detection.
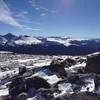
[19,66,27,75]
[8,75,50,99]
[9,76,26,97]
[85,52,100,74]
[1,53,100,100]
[26,76,50,90]
[49,59,67,76]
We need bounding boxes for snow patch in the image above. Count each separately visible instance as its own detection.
[54,83,73,97]
[0,88,8,96]
[81,78,95,92]
[33,69,61,85]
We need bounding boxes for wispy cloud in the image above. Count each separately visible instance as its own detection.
[15,11,33,24]
[0,0,40,31]
[16,11,28,18]
[29,0,57,16]
[51,10,57,14]
[0,0,22,28]
[40,13,47,16]
[24,27,41,31]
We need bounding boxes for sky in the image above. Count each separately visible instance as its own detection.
[0,0,100,38]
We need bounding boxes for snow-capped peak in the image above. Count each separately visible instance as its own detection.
[15,36,42,45]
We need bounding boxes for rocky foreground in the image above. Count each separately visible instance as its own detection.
[0,52,100,100]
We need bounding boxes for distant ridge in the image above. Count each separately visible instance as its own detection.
[0,33,100,55]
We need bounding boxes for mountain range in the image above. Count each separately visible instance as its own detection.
[0,33,100,55]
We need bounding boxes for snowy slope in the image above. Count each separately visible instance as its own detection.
[47,37,71,46]
[15,36,42,45]
[47,37,90,47]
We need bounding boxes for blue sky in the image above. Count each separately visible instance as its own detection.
[0,0,100,38]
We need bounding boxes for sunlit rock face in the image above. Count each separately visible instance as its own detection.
[49,59,67,76]
[85,52,100,74]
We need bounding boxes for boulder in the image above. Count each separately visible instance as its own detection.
[9,75,50,98]
[38,88,54,100]
[85,52,100,74]
[65,57,76,66]
[67,75,85,92]
[67,74,85,85]
[9,76,27,97]
[49,59,67,76]
[26,76,50,90]
[19,66,27,75]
